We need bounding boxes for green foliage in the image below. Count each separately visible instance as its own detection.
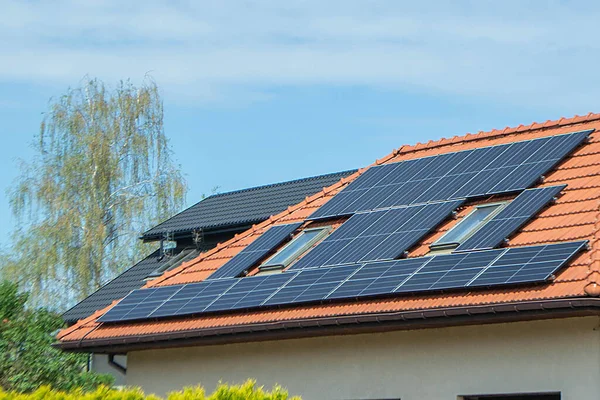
[1,77,187,309]
[0,380,300,400]
[0,280,113,392]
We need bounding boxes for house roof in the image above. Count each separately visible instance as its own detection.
[62,170,356,324]
[141,170,357,240]
[61,248,201,324]
[57,112,600,351]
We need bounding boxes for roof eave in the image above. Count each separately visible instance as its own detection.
[55,297,600,353]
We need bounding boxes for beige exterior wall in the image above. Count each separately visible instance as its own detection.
[127,317,600,400]
[91,354,127,387]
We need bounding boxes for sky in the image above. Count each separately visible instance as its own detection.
[1,0,599,249]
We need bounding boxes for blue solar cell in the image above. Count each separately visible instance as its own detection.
[290,200,463,270]
[397,249,502,292]
[327,258,428,299]
[456,185,565,251]
[149,279,237,317]
[468,241,586,288]
[264,265,357,305]
[308,130,591,220]
[207,222,302,280]
[99,241,587,323]
[205,274,294,311]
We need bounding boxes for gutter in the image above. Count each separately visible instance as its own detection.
[55,297,600,353]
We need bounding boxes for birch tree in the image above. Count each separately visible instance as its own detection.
[2,78,187,309]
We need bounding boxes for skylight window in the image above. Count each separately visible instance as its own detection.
[431,202,507,251]
[260,227,331,272]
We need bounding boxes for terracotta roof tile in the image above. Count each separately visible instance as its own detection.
[59,112,600,345]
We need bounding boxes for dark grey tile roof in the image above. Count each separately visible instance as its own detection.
[62,247,201,324]
[141,170,356,240]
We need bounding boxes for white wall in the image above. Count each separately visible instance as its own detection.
[91,354,127,387]
[127,317,600,400]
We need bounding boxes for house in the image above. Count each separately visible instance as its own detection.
[57,114,600,400]
[61,170,355,385]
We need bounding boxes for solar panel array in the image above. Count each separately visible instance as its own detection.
[98,241,586,323]
[455,185,566,252]
[289,200,464,270]
[309,130,591,220]
[207,222,302,280]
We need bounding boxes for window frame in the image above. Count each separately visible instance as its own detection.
[431,201,508,250]
[260,226,331,271]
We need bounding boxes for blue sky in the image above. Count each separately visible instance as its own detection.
[1,0,599,249]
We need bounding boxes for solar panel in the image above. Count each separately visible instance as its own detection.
[289,200,464,270]
[327,258,429,299]
[98,241,587,323]
[395,250,501,293]
[455,185,565,252]
[263,265,357,305]
[207,222,302,280]
[99,285,183,322]
[468,242,585,286]
[388,241,586,294]
[204,274,294,311]
[309,130,591,220]
[134,279,236,320]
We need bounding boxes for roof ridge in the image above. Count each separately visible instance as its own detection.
[387,112,600,159]
[141,169,358,238]
[206,169,358,199]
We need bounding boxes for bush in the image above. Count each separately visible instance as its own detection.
[0,280,113,392]
[0,380,301,400]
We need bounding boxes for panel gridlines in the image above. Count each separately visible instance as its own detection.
[455,185,566,252]
[98,241,587,323]
[207,222,302,280]
[309,130,591,220]
[290,199,464,270]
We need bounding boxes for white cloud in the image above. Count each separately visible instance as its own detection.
[0,0,599,109]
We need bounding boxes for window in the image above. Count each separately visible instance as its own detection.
[260,227,331,271]
[431,202,507,251]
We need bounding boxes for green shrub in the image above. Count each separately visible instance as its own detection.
[0,380,301,400]
[0,280,113,392]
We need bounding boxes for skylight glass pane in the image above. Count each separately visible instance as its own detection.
[436,203,504,245]
[263,228,328,268]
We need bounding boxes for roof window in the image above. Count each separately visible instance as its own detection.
[259,226,331,273]
[430,202,507,252]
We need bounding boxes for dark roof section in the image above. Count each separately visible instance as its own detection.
[141,170,356,240]
[62,247,201,324]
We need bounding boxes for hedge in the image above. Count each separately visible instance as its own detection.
[0,380,301,400]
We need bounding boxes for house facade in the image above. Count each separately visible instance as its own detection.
[58,114,600,400]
